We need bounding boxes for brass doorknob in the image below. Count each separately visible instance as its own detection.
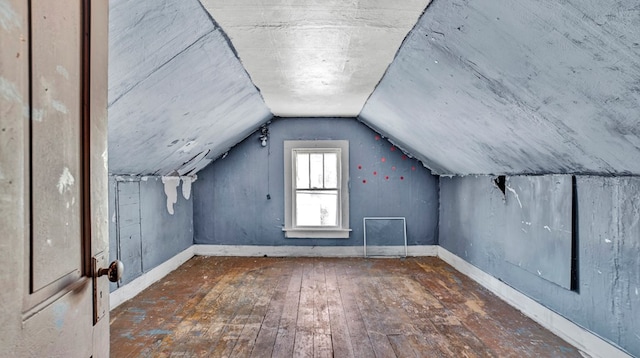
[96,260,124,282]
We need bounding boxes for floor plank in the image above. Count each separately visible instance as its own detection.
[110,257,581,357]
[271,262,303,357]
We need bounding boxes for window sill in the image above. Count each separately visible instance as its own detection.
[283,228,351,239]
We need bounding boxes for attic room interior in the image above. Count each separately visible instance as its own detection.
[1,0,638,357]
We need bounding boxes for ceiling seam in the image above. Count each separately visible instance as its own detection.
[108,28,216,108]
[196,0,274,117]
[356,0,437,119]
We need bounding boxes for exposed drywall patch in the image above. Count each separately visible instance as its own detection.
[57,167,75,194]
[0,2,20,31]
[161,176,180,215]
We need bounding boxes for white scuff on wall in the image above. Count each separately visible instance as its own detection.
[57,167,75,194]
[56,65,69,79]
[178,140,198,154]
[102,149,108,170]
[32,108,44,122]
[506,185,523,208]
[162,176,181,215]
[51,99,68,114]
[0,1,20,31]
[0,77,22,103]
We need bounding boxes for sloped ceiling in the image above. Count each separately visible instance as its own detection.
[108,0,271,176]
[109,0,640,176]
[361,0,640,175]
[199,0,431,116]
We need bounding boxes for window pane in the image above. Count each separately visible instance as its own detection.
[296,153,309,189]
[309,153,324,189]
[324,153,338,188]
[296,190,338,226]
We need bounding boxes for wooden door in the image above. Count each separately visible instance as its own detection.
[0,0,110,356]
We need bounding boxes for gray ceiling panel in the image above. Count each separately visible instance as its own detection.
[108,0,272,176]
[361,0,640,175]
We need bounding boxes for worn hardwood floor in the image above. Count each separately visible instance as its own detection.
[110,256,580,357]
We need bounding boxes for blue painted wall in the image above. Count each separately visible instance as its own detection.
[193,117,439,247]
[109,176,193,291]
[439,175,640,356]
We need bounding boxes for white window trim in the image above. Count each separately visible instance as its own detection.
[283,140,351,239]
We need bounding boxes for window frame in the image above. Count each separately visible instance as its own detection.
[283,140,351,238]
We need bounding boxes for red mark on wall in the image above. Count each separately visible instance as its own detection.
[411,166,416,171]
[401,155,408,160]
[400,176,405,180]
[392,166,396,171]
[375,135,381,141]
[390,146,396,152]
[373,171,377,176]
[385,176,389,180]
[358,165,362,170]
[381,157,386,163]
[362,179,367,184]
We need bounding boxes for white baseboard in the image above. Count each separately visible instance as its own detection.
[109,246,195,310]
[437,247,631,358]
[193,244,438,257]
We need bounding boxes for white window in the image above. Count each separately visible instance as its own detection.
[284,140,350,238]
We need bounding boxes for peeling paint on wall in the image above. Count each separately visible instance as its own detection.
[161,176,180,215]
[181,176,195,200]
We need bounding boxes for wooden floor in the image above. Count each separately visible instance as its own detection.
[110,256,580,357]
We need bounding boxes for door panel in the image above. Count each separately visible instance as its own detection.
[0,0,110,357]
[117,181,143,284]
[30,0,84,294]
[20,283,93,358]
